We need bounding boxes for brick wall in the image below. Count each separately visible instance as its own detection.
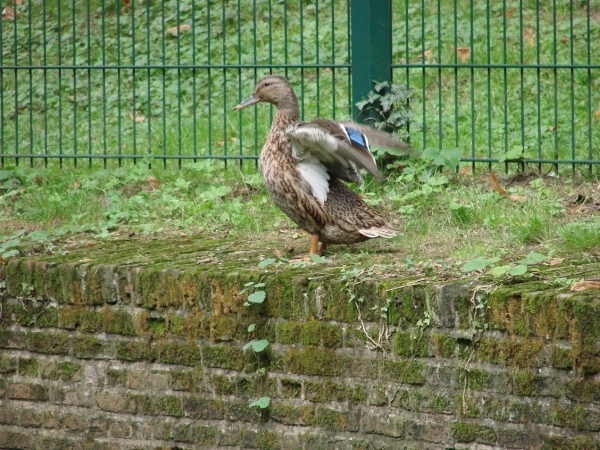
[0,250,599,450]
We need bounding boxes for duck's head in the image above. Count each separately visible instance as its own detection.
[235,75,297,111]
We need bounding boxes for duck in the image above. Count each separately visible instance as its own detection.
[234,75,408,259]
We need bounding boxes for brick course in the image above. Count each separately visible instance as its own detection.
[1,254,599,449]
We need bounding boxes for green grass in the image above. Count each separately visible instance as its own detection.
[1,0,599,171]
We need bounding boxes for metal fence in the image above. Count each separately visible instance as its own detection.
[0,0,598,172]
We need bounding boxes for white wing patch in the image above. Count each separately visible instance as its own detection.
[296,156,330,205]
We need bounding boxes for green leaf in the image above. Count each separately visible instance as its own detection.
[249,396,271,409]
[310,253,328,264]
[498,146,524,163]
[509,265,528,276]
[28,230,49,241]
[247,290,266,304]
[258,258,276,268]
[1,249,19,258]
[491,265,512,278]
[247,323,256,332]
[462,257,491,272]
[520,252,546,265]
[251,339,269,352]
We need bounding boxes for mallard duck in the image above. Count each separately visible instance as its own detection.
[235,75,407,258]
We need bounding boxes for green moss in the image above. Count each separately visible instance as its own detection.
[476,339,500,364]
[102,306,136,336]
[466,369,493,391]
[451,421,497,444]
[541,435,600,450]
[18,358,39,376]
[107,368,127,386]
[281,378,301,398]
[212,374,235,395]
[270,404,315,426]
[550,346,573,370]
[553,404,598,431]
[348,385,367,405]
[26,331,69,355]
[434,333,456,358]
[203,345,252,371]
[565,379,600,403]
[284,348,349,377]
[305,380,346,403]
[116,341,156,362]
[394,331,429,357]
[0,355,17,374]
[155,341,200,366]
[434,393,453,413]
[210,316,238,342]
[57,362,81,381]
[380,359,425,385]
[171,368,203,392]
[72,335,104,359]
[315,407,355,432]
[36,307,58,328]
[513,371,544,397]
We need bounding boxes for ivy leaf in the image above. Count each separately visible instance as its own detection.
[491,265,512,278]
[28,230,49,241]
[249,396,271,409]
[258,257,276,268]
[310,254,328,264]
[247,323,256,332]
[247,290,266,304]
[520,252,546,265]
[251,339,269,352]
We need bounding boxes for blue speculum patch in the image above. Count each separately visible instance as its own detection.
[344,126,369,149]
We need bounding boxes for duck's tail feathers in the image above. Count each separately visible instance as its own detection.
[358,225,400,239]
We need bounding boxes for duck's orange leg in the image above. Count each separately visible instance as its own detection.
[309,233,320,255]
[318,242,327,256]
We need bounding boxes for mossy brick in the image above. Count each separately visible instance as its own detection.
[277,322,302,344]
[41,360,81,382]
[0,356,17,374]
[315,406,359,432]
[0,431,31,449]
[305,380,346,403]
[284,348,349,377]
[107,368,127,386]
[553,403,600,432]
[281,378,302,398]
[137,268,199,310]
[320,281,360,322]
[270,404,316,426]
[451,421,497,444]
[348,385,367,404]
[434,333,456,358]
[466,369,494,391]
[551,345,573,370]
[264,275,307,319]
[116,340,156,362]
[7,383,49,401]
[202,345,252,371]
[256,430,284,450]
[394,331,430,357]
[36,307,58,327]
[171,368,203,392]
[25,331,69,354]
[101,306,136,336]
[155,340,201,366]
[380,359,425,385]
[513,371,545,396]
[541,435,600,450]
[226,399,262,423]
[0,330,25,349]
[565,379,600,402]
[210,315,238,342]
[212,374,235,395]
[183,396,227,420]
[18,407,42,428]
[171,423,215,444]
[301,321,343,348]
[18,358,39,376]
[72,335,105,359]
[169,311,209,340]
[499,338,545,368]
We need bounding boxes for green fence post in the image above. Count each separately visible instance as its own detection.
[351,0,392,123]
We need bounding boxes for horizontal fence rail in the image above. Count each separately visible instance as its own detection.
[0,0,598,172]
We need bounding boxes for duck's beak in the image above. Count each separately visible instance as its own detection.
[234,94,261,110]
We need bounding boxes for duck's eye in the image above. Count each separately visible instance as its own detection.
[264,82,271,86]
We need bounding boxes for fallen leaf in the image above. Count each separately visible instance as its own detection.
[216,140,224,147]
[456,47,471,63]
[571,281,600,292]
[509,195,527,202]
[548,258,563,266]
[490,172,509,196]
[2,6,17,20]
[274,249,284,258]
[67,95,75,102]
[147,176,161,189]
[560,37,569,44]
[79,258,93,263]
[459,166,472,176]
[505,8,516,18]
[14,0,23,5]
[130,113,145,123]
[595,109,600,117]
[86,242,96,248]
[414,49,433,62]
[524,28,535,47]
[73,180,81,189]
[167,24,192,36]
[569,204,584,214]
[547,126,556,131]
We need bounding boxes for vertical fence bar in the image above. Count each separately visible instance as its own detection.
[147,0,153,166]
[13,0,19,166]
[569,1,575,173]
[132,0,138,166]
[437,0,442,149]
[86,0,92,168]
[469,0,475,166]
[503,0,508,172]
[27,0,33,167]
[316,0,320,118]
[191,0,197,162]
[535,0,542,174]
[161,0,167,168]
[43,0,48,168]
[351,0,392,122]
[176,0,182,169]
[486,0,492,169]
[58,0,63,168]
[422,0,426,146]
[222,0,228,167]
[518,0,525,172]
[0,2,4,168]
[116,1,123,167]
[72,0,78,168]
[101,0,107,169]
[552,0,558,173]
[207,0,212,161]
[586,0,593,174]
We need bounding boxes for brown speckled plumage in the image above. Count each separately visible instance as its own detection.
[235,75,405,255]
